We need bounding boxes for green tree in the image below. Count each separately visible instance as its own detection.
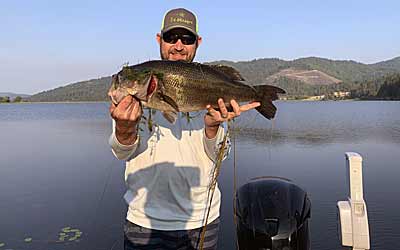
[0,96,10,103]
[13,96,22,102]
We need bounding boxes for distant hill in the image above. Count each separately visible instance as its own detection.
[27,77,111,102]
[265,68,342,85]
[212,57,399,84]
[26,56,400,102]
[371,57,400,72]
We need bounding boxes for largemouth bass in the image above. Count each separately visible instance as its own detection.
[109,60,285,123]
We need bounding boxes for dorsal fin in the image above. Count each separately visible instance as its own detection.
[208,64,245,81]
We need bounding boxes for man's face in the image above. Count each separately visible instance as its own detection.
[156,28,202,62]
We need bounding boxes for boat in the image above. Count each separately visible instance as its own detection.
[234,152,370,250]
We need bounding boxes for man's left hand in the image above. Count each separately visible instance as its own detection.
[204,98,260,138]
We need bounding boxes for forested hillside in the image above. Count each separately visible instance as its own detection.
[376,74,400,100]
[25,56,400,102]
[27,77,111,102]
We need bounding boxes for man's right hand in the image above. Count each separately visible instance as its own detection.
[109,95,142,145]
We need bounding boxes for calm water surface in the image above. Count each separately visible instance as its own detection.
[0,101,399,250]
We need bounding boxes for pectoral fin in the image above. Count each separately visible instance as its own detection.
[162,111,178,124]
[161,95,180,112]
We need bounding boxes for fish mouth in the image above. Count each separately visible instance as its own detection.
[126,75,157,102]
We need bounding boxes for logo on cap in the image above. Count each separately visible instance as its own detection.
[161,8,198,36]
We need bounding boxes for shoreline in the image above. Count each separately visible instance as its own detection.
[2,99,400,104]
[0,101,110,104]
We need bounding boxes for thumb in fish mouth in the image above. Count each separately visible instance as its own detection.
[108,88,129,105]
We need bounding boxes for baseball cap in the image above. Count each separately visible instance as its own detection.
[161,8,198,36]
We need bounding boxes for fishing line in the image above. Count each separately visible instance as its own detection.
[235,109,258,131]
[109,237,120,250]
[86,155,115,245]
[231,120,239,250]
[198,126,230,250]
[268,118,275,161]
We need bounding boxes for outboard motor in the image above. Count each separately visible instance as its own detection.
[235,176,311,250]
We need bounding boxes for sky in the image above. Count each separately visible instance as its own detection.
[1,0,399,94]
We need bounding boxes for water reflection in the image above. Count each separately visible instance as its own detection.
[231,101,400,145]
[231,125,400,145]
[0,101,400,250]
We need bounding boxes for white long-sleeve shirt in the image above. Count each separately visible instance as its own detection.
[109,111,229,230]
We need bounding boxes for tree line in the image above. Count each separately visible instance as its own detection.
[0,96,23,103]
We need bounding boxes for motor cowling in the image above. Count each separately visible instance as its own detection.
[235,176,311,250]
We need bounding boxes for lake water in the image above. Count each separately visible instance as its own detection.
[0,101,399,250]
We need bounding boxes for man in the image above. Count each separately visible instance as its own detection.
[109,8,260,250]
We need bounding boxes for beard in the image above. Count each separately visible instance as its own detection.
[159,41,197,62]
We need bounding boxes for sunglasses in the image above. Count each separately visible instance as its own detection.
[162,31,197,45]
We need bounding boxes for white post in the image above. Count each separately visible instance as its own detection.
[337,152,370,250]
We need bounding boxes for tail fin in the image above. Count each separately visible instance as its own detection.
[253,85,286,120]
